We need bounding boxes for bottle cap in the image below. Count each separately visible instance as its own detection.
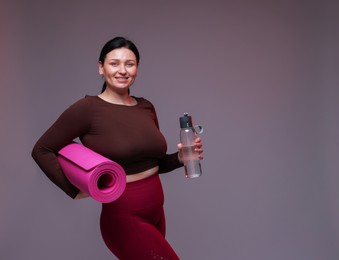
[179,113,193,128]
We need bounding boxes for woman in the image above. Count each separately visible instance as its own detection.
[31,37,203,259]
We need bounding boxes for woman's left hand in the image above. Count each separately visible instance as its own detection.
[177,137,204,164]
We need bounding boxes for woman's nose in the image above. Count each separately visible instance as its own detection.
[118,65,127,73]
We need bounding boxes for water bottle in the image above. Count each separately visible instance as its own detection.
[179,113,203,178]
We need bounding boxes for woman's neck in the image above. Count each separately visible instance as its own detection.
[98,90,136,106]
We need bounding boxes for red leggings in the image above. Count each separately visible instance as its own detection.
[100,174,179,260]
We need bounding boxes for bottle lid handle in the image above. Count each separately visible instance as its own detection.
[193,125,204,134]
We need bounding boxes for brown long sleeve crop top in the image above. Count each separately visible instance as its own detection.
[31,95,183,198]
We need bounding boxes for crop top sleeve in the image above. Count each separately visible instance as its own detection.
[31,95,183,199]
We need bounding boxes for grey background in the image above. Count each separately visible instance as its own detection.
[1,0,338,259]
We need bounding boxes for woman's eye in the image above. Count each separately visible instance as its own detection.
[110,62,118,66]
[126,63,135,67]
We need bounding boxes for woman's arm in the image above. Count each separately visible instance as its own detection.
[158,138,203,174]
[31,98,91,198]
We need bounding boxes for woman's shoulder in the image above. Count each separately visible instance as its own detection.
[62,95,98,114]
[71,95,100,106]
[133,96,154,108]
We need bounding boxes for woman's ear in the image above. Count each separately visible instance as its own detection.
[98,61,104,76]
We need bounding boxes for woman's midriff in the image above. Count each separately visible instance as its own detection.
[126,165,159,183]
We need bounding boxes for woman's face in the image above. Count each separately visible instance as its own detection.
[99,47,138,93]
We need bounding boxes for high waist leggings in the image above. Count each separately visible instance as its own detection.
[100,174,180,260]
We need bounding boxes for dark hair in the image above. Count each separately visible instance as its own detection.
[99,37,140,93]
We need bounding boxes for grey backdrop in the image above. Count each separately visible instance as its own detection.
[1,0,338,259]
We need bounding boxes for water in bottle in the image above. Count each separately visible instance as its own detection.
[179,113,203,178]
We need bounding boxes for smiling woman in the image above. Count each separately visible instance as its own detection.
[98,47,138,105]
[99,37,140,93]
[31,36,204,259]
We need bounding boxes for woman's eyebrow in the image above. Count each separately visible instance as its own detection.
[108,59,136,62]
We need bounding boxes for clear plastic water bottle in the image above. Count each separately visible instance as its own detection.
[179,113,203,178]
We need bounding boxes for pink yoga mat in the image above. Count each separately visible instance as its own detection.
[57,142,126,203]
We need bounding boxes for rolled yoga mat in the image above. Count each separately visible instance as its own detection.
[57,142,126,203]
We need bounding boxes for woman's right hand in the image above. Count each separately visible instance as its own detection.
[75,191,89,199]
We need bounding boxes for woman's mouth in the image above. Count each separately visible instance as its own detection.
[115,77,129,82]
